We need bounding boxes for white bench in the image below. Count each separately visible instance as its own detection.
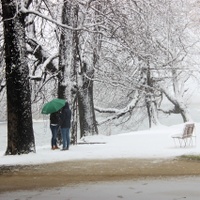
[171,123,196,147]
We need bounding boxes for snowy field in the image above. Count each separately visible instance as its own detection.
[0,119,200,166]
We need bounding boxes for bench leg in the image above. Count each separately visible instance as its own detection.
[183,137,196,147]
[173,138,185,147]
[173,138,180,147]
[188,136,196,147]
[173,136,196,148]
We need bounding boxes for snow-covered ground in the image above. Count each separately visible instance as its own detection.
[0,120,200,166]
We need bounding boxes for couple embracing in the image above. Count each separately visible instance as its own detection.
[50,102,71,151]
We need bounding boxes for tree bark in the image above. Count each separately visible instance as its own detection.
[78,62,98,137]
[58,1,98,138]
[58,0,77,100]
[1,0,35,155]
[144,65,160,127]
[57,1,80,144]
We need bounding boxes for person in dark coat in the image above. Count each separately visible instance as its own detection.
[50,110,61,150]
[60,102,71,150]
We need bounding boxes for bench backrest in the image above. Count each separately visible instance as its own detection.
[183,123,195,138]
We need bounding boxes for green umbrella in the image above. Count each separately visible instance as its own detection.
[41,98,66,114]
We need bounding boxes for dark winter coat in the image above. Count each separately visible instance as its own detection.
[60,102,71,128]
[50,111,61,125]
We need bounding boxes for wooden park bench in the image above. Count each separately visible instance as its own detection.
[171,123,196,148]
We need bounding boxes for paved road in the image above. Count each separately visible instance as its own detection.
[1,176,200,200]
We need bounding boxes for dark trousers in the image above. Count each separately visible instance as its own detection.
[50,124,59,147]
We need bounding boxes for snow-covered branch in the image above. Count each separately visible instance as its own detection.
[20,6,103,31]
[96,91,141,125]
[27,38,58,73]
[31,73,59,103]
[159,86,192,122]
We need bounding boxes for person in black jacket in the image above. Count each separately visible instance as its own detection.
[50,110,61,150]
[60,102,71,150]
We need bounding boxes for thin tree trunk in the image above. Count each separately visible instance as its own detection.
[145,65,160,127]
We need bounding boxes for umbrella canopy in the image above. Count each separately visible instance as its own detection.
[41,98,66,114]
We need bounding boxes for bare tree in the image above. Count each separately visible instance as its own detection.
[94,0,198,128]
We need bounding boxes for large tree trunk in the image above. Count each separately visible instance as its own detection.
[77,1,101,137]
[58,0,77,101]
[58,1,80,144]
[58,1,98,139]
[1,0,35,155]
[78,62,98,137]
